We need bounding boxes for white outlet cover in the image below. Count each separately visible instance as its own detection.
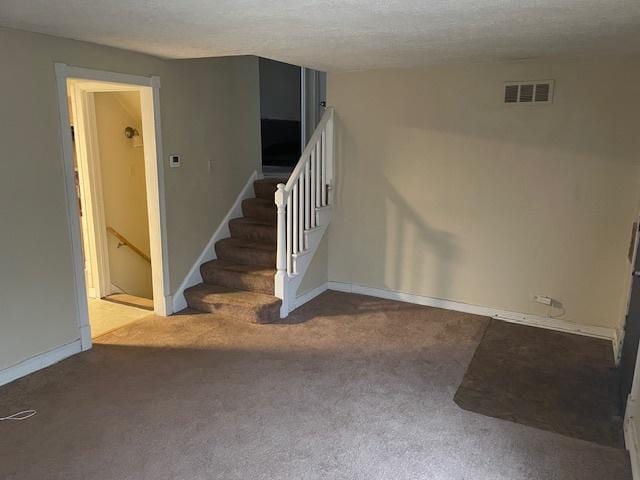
[534,295,553,306]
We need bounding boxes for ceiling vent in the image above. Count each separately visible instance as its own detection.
[504,80,554,104]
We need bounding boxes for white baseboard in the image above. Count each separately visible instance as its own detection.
[625,403,640,480]
[172,171,259,313]
[293,283,329,310]
[327,281,617,345]
[0,340,82,387]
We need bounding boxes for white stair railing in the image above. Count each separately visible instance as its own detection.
[274,107,335,317]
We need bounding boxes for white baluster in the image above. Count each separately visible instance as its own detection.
[310,149,316,228]
[292,181,298,258]
[321,130,327,206]
[315,140,321,217]
[286,193,292,275]
[304,159,310,232]
[274,184,286,299]
[299,176,304,251]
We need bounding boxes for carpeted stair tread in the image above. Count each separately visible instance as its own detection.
[215,237,276,266]
[184,283,281,324]
[229,217,277,244]
[201,259,275,294]
[241,197,277,223]
[184,178,286,317]
[253,178,288,199]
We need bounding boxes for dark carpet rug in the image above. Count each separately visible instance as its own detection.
[454,319,624,448]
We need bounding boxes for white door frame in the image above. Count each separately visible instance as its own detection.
[301,67,307,149]
[300,67,327,149]
[624,219,640,435]
[55,63,171,351]
[69,83,111,299]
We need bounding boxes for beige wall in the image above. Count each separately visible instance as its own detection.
[94,91,152,298]
[0,27,260,370]
[327,56,640,331]
[297,235,328,297]
[161,55,261,291]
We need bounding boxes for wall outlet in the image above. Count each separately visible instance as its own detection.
[169,154,181,168]
[534,295,553,306]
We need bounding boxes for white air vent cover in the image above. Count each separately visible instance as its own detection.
[504,80,554,104]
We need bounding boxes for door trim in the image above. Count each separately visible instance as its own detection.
[300,67,307,148]
[620,220,640,364]
[55,63,171,351]
[70,86,112,299]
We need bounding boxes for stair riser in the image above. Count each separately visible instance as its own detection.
[201,267,274,295]
[241,199,277,223]
[215,242,276,267]
[253,182,281,200]
[229,222,277,244]
[185,292,279,324]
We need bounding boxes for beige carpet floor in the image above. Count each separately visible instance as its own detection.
[0,291,631,480]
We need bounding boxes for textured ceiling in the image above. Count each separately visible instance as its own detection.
[1,0,640,71]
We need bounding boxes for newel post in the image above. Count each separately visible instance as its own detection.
[274,184,287,309]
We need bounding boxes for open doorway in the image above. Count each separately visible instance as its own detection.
[56,64,169,350]
[68,85,154,337]
[258,58,328,176]
[259,58,302,176]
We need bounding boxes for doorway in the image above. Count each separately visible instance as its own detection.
[69,85,155,336]
[259,58,302,175]
[258,59,328,176]
[55,64,169,350]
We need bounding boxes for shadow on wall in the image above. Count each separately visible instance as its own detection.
[331,113,459,302]
[382,176,459,301]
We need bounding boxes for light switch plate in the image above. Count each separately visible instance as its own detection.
[169,154,181,168]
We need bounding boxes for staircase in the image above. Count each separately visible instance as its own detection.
[183,178,286,323]
[182,107,335,322]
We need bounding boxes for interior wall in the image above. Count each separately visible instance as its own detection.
[0,26,260,372]
[94,91,152,298]
[297,234,329,297]
[327,56,640,331]
[162,55,261,286]
[259,58,300,121]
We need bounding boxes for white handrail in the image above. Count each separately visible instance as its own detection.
[283,108,334,193]
[274,107,335,314]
